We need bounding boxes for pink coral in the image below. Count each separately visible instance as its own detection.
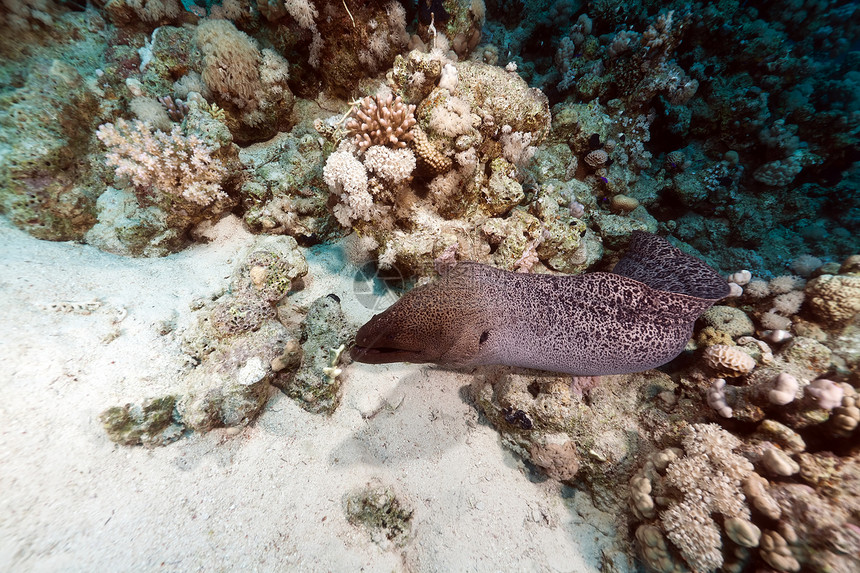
[96,119,228,207]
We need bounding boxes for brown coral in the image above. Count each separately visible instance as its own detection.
[805,274,860,324]
[346,93,417,153]
[528,439,580,481]
[412,125,452,173]
[584,149,608,168]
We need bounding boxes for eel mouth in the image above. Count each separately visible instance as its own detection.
[350,344,424,364]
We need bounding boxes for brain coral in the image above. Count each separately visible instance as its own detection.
[703,344,756,376]
[805,274,860,324]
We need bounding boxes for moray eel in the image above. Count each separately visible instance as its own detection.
[351,232,730,376]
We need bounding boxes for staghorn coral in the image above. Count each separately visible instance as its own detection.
[86,94,243,256]
[88,96,242,256]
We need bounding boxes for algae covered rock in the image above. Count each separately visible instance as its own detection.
[240,128,333,242]
[0,59,101,240]
[179,352,273,433]
[344,481,413,549]
[280,294,354,414]
[210,235,308,337]
[231,235,309,303]
[83,187,186,257]
[470,368,675,504]
[100,237,307,445]
[100,396,184,447]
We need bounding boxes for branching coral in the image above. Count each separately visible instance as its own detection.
[345,93,417,154]
[96,118,228,206]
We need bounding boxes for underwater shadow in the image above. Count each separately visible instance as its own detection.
[327,364,487,470]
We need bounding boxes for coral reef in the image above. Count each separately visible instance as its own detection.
[88,97,242,256]
[468,248,859,572]
[0,59,101,240]
[4,1,858,570]
[317,50,586,275]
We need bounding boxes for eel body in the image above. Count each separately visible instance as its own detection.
[351,232,730,376]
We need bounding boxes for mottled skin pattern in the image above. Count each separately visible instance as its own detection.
[351,232,730,375]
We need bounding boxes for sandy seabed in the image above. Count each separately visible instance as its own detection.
[0,215,622,572]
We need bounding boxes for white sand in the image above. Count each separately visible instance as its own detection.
[0,215,624,572]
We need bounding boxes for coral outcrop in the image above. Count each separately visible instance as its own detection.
[100,236,308,443]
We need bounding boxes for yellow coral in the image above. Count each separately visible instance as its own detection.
[805,274,860,324]
[412,126,451,173]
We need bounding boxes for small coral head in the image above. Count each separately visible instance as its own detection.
[346,94,417,153]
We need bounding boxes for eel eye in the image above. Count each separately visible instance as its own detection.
[479,330,490,344]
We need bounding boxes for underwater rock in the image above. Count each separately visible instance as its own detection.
[0,60,101,241]
[240,125,333,242]
[100,396,185,447]
[178,347,274,433]
[208,234,308,337]
[101,238,306,444]
[470,366,677,507]
[344,481,413,549]
[84,187,185,257]
[104,318,289,444]
[230,235,309,303]
[280,295,354,414]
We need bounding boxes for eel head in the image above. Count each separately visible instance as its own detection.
[351,274,489,366]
